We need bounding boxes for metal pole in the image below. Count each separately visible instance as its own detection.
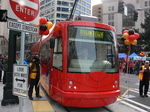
[19,31,25,112]
[67,0,79,20]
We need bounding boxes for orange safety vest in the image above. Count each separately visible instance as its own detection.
[30,62,38,79]
[138,66,150,80]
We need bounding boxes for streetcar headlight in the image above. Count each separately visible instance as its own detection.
[74,86,77,89]
[69,81,74,85]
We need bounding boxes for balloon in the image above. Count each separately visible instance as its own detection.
[124,39,130,45]
[128,35,136,41]
[123,33,129,39]
[53,24,61,32]
[39,30,44,35]
[123,30,128,33]
[128,29,135,35]
[134,33,140,39]
[43,29,49,35]
[130,40,137,45]
[39,17,47,24]
[140,52,145,57]
[46,22,53,30]
[40,24,47,31]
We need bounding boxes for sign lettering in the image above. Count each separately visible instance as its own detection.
[80,29,104,38]
[8,0,40,24]
[7,19,39,34]
[13,65,29,97]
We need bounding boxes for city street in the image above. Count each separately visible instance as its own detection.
[120,72,150,112]
[0,72,150,112]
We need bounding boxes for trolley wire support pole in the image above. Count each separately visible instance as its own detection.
[66,0,79,20]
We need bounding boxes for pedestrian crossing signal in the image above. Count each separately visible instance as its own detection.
[0,10,7,22]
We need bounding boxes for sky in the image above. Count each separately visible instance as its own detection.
[91,0,102,6]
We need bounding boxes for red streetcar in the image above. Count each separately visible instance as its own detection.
[31,16,120,107]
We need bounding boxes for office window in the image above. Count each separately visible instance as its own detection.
[62,8,69,12]
[61,14,68,18]
[62,1,69,6]
[108,14,114,20]
[57,13,61,18]
[57,1,61,5]
[77,4,81,9]
[145,1,148,6]
[108,6,114,11]
[81,7,85,11]
[75,10,80,14]
[57,7,61,11]
[82,1,86,5]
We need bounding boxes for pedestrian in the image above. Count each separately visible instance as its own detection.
[0,57,3,82]
[139,61,150,97]
[24,54,31,86]
[134,61,140,75]
[2,55,8,84]
[28,55,42,100]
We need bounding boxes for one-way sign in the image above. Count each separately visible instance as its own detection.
[13,64,29,97]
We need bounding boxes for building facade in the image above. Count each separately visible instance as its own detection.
[92,0,150,38]
[92,4,103,23]
[40,0,91,23]
[0,0,8,54]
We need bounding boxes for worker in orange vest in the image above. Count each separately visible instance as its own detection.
[139,61,150,97]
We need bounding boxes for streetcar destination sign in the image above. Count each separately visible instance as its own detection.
[13,64,29,97]
[7,19,39,34]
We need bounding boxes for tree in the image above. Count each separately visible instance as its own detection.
[140,11,150,51]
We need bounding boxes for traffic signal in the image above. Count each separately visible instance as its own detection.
[0,10,7,22]
[118,1,124,13]
[133,11,138,21]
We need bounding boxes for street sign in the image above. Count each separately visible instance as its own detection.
[8,0,40,25]
[13,64,29,97]
[7,19,39,34]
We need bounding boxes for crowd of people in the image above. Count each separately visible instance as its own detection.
[120,60,141,75]
[0,53,42,100]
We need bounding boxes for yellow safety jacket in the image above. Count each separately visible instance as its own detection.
[30,62,38,79]
[138,66,150,80]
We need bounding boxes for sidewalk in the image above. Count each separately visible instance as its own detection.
[0,82,34,112]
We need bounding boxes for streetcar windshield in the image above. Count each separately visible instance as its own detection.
[68,26,118,73]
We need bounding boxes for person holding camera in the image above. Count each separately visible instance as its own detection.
[28,55,42,100]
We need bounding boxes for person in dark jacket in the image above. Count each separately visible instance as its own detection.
[0,57,3,82]
[2,55,8,84]
[139,61,150,97]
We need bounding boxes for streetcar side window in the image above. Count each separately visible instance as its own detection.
[52,37,63,70]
